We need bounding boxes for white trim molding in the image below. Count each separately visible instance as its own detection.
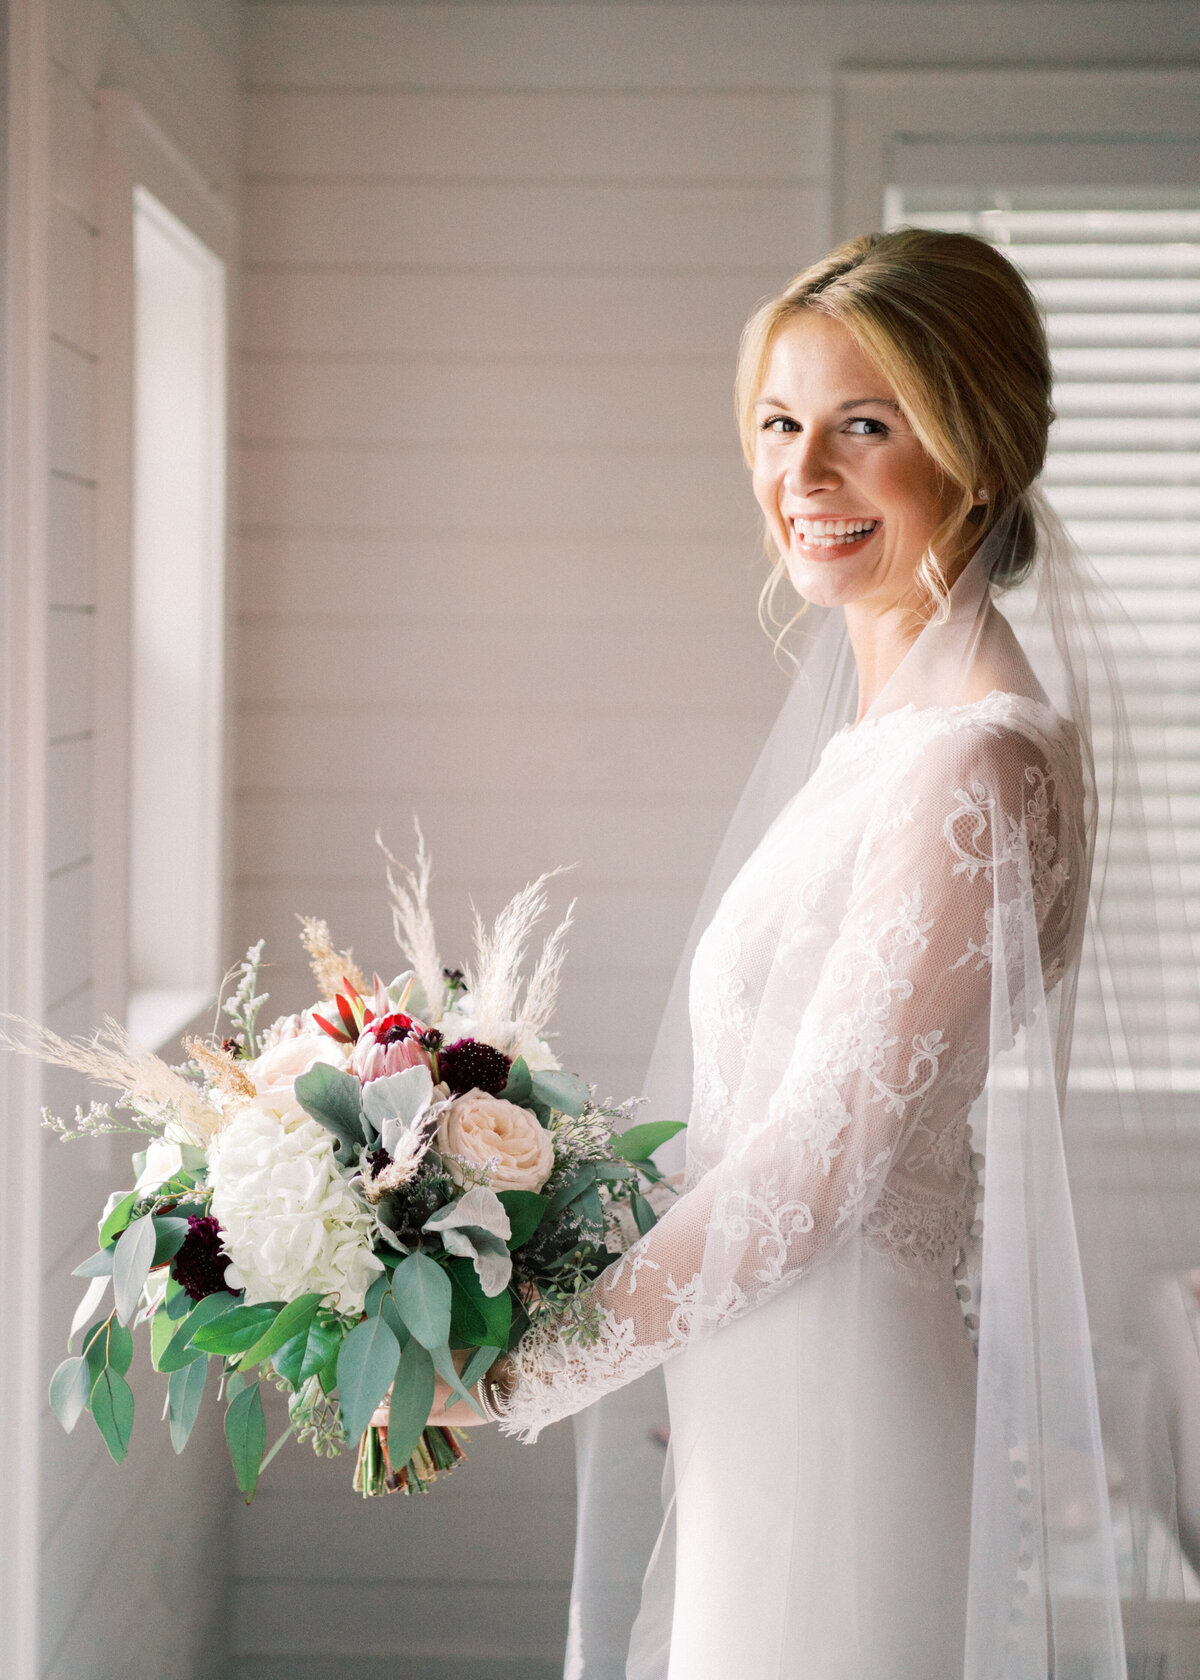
[1,5,50,1676]
[835,66,1200,240]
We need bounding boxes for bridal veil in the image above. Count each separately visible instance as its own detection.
[563,487,1200,1680]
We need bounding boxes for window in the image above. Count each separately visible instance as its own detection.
[125,186,227,1048]
[885,187,1200,1082]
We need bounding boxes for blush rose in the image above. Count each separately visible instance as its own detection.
[435,1089,554,1192]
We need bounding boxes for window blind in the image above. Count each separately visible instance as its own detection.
[885,188,1200,1085]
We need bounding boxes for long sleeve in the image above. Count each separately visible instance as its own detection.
[489,718,1080,1442]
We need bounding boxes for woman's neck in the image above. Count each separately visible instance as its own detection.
[844,600,927,723]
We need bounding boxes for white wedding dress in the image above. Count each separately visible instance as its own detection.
[491,682,1085,1679]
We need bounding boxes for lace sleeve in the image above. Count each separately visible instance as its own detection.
[489,722,1079,1442]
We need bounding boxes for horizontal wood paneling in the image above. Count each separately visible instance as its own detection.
[244,179,828,269]
[244,88,832,181]
[235,534,772,621]
[235,698,776,795]
[239,355,741,448]
[239,440,758,537]
[240,268,799,357]
[242,3,1200,91]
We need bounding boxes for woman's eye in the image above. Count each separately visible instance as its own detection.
[847,417,889,436]
[761,416,799,433]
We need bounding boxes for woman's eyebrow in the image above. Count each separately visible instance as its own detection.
[838,397,901,412]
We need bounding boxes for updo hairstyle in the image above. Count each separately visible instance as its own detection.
[734,227,1055,629]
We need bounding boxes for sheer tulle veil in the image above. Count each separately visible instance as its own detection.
[565,491,1200,1679]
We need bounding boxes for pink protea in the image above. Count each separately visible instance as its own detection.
[351,1011,434,1085]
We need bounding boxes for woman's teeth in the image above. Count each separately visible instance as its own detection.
[791,517,879,547]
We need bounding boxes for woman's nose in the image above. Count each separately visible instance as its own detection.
[784,431,838,496]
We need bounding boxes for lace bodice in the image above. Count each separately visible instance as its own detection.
[489,692,1084,1442]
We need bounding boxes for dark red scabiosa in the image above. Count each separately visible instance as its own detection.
[437,1036,512,1098]
[170,1215,235,1302]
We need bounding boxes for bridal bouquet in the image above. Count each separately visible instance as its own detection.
[15,831,683,1498]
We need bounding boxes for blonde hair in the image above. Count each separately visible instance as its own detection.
[734,228,1055,647]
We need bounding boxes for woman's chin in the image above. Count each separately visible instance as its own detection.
[783,555,873,610]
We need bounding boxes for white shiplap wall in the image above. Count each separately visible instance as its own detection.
[234,6,1200,1679]
[39,3,239,1677]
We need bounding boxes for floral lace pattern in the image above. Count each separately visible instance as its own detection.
[490,692,1084,1443]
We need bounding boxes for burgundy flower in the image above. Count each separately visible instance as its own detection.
[170,1215,234,1302]
[437,1036,512,1098]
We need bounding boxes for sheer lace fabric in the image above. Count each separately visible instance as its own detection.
[491,690,1084,1444]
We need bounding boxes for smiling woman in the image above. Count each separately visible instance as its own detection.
[485,228,1200,1680]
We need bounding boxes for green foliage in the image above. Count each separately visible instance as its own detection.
[113,1213,157,1326]
[386,1340,435,1467]
[446,1257,512,1349]
[390,1251,452,1351]
[540,1164,597,1222]
[191,1303,281,1357]
[168,1357,208,1453]
[49,1356,91,1433]
[225,1381,267,1498]
[158,1290,237,1372]
[498,1056,532,1106]
[91,1367,134,1462]
[496,1190,548,1249]
[98,1190,138,1248]
[530,1069,589,1116]
[612,1119,687,1162]
[238,1293,323,1372]
[272,1312,344,1392]
[150,1215,189,1267]
[336,1315,401,1445]
[293,1064,366,1162]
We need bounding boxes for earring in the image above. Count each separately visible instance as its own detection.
[975,487,989,502]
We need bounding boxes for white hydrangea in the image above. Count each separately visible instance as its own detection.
[208,1101,383,1316]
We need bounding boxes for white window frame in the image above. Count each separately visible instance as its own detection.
[92,91,235,1049]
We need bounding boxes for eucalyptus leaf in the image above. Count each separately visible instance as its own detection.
[72,1248,114,1279]
[459,1344,503,1391]
[498,1056,532,1106]
[238,1293,323,1372]
[611,1119,687,1163]
[530,1069,590,1116]
[272,1313,344,1391]
[336,1314,401,1444]
[90,1367,134,1462]
[168,1356,208,1452]
[98,1190,138,1248]
[386,1340,435,1467]
[445,1257,512,1348]
[390,1251,453,1351]
[49,1356,91,1433]
[631,1189,659,1235]
[292,1063,366,1162]
[496,1190,548,1250]
[68,1276,110,1345]
[192,1303,281,1357]
[541,1164,597,1222]
[113,1214,158,1326]
[151,1302,178,1371]
[430,1344,485,1419]
[225,1381,266,1498]
[159,1290,238,1373]
[104,1321,134,1376]
[364,1272,391,1318]
[150,1215,189,1267]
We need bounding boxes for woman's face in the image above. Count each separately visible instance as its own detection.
[751,312,959,614]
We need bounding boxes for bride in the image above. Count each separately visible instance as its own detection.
[428,230,1194,1678]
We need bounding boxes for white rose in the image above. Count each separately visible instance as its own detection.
[133,1137,184,1195]
[244,1033,350,1129]
[436,1089,555,1192]
[208,1102,383,1315]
